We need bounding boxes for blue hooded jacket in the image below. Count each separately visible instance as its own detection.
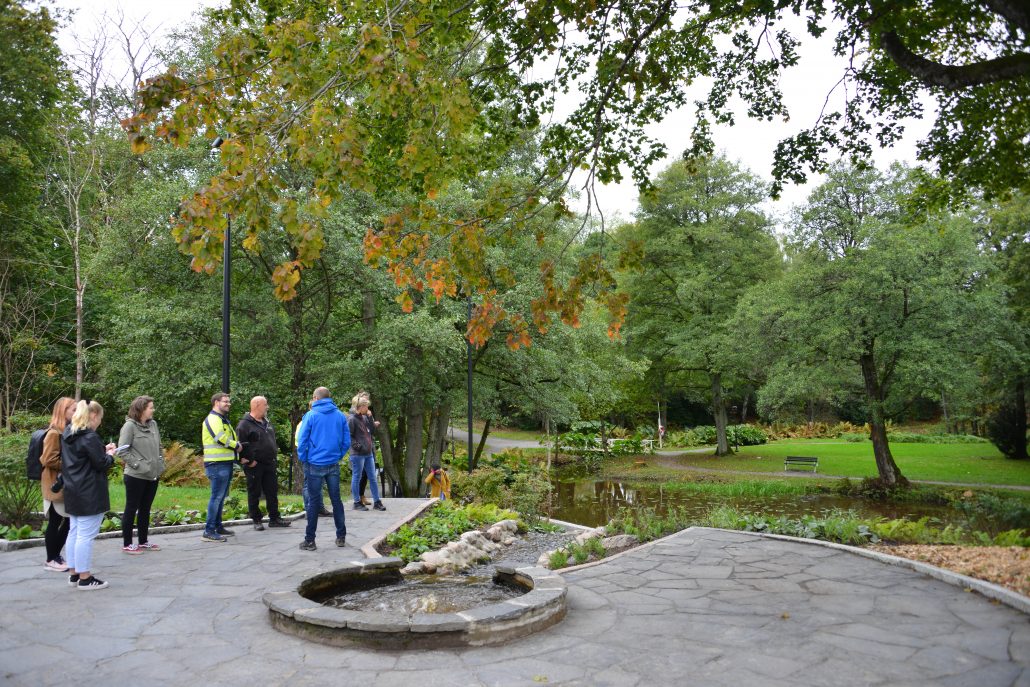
[297,398,351,466]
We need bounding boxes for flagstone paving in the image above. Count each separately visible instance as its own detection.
[1,499,1028,686]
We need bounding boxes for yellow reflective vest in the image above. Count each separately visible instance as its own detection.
[202,411,238,462]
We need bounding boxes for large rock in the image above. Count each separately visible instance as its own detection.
[575,527,606,545]
[537,551,554,568]
[601,534,639,553]
[401,561,427,575]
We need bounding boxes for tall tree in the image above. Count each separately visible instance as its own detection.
[739,164,997,485]
[621,156,783,455]
[0,0,69,426]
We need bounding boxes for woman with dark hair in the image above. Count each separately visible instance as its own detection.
[118,396,165,554]
[63,400,116,590]
[40,397,76,572]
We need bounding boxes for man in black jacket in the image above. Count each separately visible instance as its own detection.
[236,396,291,530]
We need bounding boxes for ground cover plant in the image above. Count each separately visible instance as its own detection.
[382,501,520,563]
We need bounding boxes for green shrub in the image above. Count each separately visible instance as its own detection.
[384,501,519,563]
[607,506,695,542]
[0,455,40,526]
[548,549,569,569]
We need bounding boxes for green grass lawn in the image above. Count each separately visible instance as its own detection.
[106,483,305,512]
[657,439,1030,486]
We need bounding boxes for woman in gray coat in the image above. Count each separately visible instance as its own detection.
[118,396,166,554]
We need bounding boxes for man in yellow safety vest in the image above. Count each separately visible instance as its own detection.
[201,392,245,542]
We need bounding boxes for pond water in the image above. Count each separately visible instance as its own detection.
[547,475,960,529]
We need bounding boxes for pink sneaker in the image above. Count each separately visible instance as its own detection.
[138,542,161,551]
[44,558,69,572]
[122,544,143,555]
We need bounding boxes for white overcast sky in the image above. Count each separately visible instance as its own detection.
[56,0,929,226]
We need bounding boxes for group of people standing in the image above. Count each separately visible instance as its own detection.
[40,395,165,590]
[38,385,386,590]
[200,386,386,551]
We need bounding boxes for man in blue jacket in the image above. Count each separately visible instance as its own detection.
[296,387,350,550]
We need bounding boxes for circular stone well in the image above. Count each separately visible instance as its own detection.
[262,557,567,649]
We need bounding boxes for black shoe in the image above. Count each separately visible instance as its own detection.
[336,538,346,547]
[299,540,317,551]
[253,523,265,531]
[68,573,80,587]
[77,576,108,590]
[267,519,292,528]
[217,527,235,536]
[373,501,386,511]
[318,508,331,517]
[353,502,369,511]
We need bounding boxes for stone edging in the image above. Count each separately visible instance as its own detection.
[359,497,439,559]
[263,556,567,648]
[553,526,1030,616]
[0,512,307,552]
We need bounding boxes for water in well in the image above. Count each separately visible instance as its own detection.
[321,529,577,615]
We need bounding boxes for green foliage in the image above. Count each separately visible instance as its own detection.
[384,501,519,563]
[449,450,551,522]
[606,506,695,543]
[953,493,1030,531]
[0,524,42,540]
[704,505,1029,547]
[986,399,1030,460]
[0,454,39,526]
[548,549,569,569]
[100,515,122,533]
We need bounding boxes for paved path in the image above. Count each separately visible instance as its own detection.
[2,503,1028,686]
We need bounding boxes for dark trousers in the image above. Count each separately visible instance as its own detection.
[122,475,160,546]
[245,462,280,523]
[44,504,69,561]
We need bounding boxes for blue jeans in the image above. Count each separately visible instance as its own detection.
[301,462,327,514]
[66,513,103,574]
[350,453,380,504]
[304,462,346,542]
[204,462,234,534]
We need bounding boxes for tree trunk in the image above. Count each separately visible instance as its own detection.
[403,394,424,496]
[1012,378,1028,460]
[940,390,951,434]
[807,398,815,427]
[473,417,492,468]
[374,414,399,492]
[711,373,731,456]
[425,401,452,470]
[741,392,750,424]
[859,352,908,486]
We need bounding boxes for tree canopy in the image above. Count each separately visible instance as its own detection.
[124,0,1030,341]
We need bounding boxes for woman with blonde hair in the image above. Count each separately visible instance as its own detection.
[40,397,76,572]
[118,396,166,554]
[348,392,385,512]
[62,400,116,590]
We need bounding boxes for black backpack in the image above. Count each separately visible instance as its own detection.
[26,428,49,480]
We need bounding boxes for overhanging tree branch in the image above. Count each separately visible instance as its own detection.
[879,30,1030,89]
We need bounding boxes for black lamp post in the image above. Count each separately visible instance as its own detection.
[211,136,230,394]
[467,295,473,473]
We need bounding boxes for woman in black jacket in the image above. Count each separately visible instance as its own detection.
[62,400,115,590]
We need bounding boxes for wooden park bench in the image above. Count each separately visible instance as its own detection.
[784,455,818,472]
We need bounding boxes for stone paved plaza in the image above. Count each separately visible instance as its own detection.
[1,498,1028,686]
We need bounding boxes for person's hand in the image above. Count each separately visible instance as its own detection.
[105,442,116,455]
[373,420,381,428]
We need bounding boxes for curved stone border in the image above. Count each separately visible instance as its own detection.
[263,557,567,648]
[0,512,307,552]
[553,526,1030,615]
